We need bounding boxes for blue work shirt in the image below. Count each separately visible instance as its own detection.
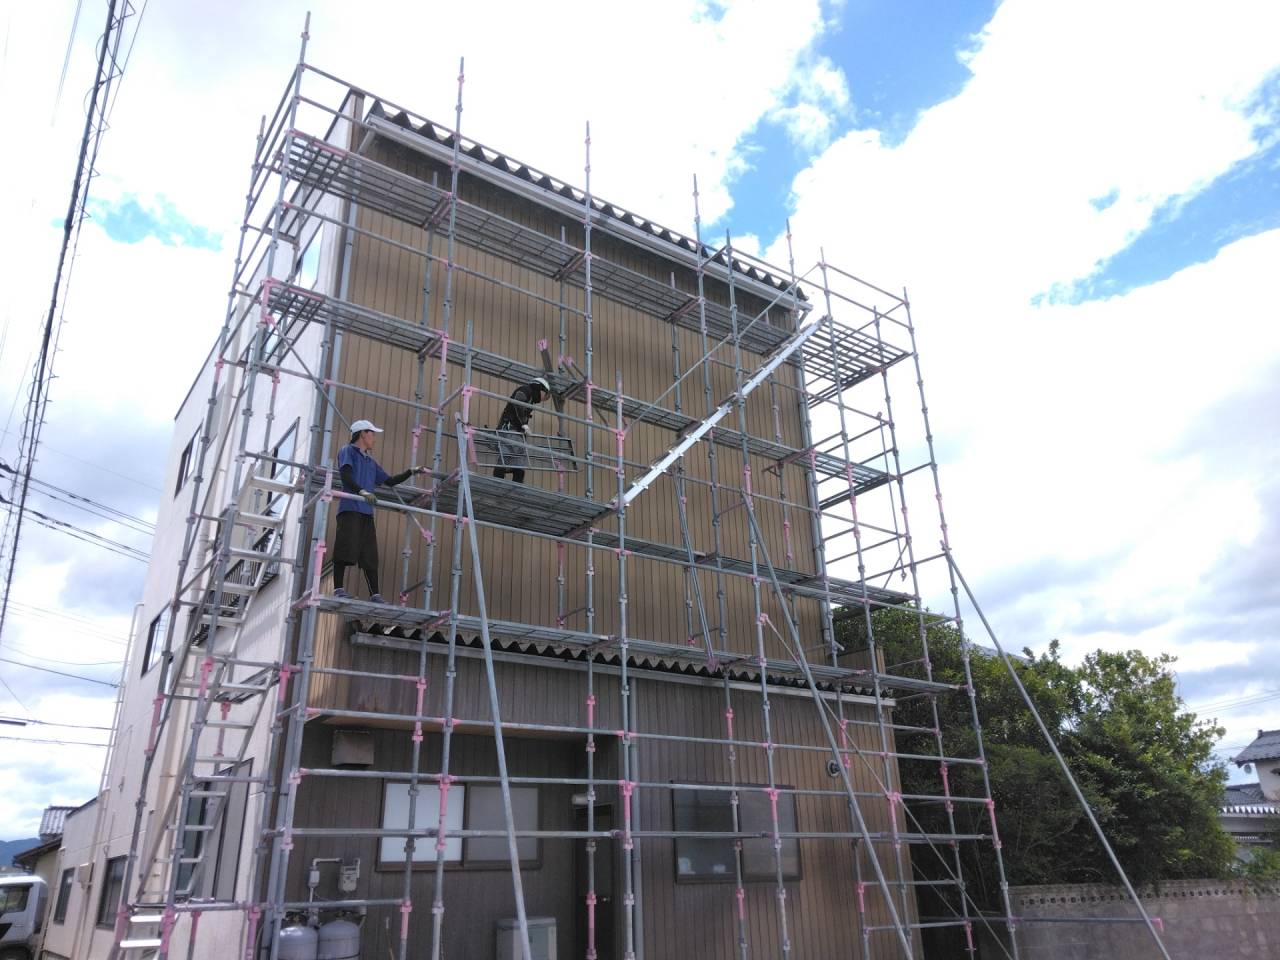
[337,444,390,515]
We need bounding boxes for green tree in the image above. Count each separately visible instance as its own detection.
[836,607,1235,909]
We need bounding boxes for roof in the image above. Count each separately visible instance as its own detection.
[365,101,801,298]
[1234,729,1280,765]
[38,805,75,840]
[13,836,59,870]
[1221,781,1278,816]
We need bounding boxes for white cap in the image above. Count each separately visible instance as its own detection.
[534,377,551,394]
[350,419,383,434]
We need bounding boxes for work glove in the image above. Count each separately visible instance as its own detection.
[360,489,378,506]
[521,424,531,435]
[413,465,428,476]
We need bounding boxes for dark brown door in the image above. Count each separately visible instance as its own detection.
[575,804,615,960]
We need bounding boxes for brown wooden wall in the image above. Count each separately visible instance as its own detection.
[291,658,917,959]
[316,136,824,668]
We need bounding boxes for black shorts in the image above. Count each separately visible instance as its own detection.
[332,511,378,569]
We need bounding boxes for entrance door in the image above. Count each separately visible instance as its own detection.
[574,804,615,959]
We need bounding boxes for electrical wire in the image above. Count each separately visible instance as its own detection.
[0,671,32,715]
[0,0,129,646]
[0,461,156,534]
[30,485,155,537]
[0,655,119,687]
[0,734,108,747]
[5,643,123,667]
[1,494,150,563]
[53,0,87,124]
[102,0,149,128]
[0,715,114,731]
[0,427,161,493]
[5,600,130,645]
[1189,689,1280,715]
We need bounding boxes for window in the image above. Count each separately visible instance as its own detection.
[381,782,464,865]
[211,765,251,900]
[295,237,322,290]
[378,782,540,868]
[0,882,31,914]
[264,421,298,519]
[53,867,74,922]
[176,760,251,899]
[673,786,800,882]
[465,786,539,864]
[174,431,198,496]
[142,609,170,675]
[96,856,126,926]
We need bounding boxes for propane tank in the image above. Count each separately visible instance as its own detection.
[317,915,361,960]
[278,915,319,960]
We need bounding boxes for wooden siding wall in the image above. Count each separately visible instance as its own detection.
[292,660,916,959]
[316,137,825,671]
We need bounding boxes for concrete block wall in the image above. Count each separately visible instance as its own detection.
[1008,880,1280,960]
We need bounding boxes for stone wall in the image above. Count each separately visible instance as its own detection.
[1008,880,1280,959]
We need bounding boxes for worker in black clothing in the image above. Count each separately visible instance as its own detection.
[332,419,426,603]
[493,377,551,484]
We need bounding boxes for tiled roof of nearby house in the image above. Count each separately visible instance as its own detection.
[1226,783,1266,805]
[1221,781,1278,815]
[1234,729,1280,764]
[38,805,76,840]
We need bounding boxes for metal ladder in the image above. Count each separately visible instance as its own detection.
[112,466,297,957]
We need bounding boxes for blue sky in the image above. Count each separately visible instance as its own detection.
[718,0,1000,243]
[0,0,1278,841]
[720,0,1280,313]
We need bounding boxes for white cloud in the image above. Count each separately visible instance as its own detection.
[769,0,1280,772]
[768,55,853,151]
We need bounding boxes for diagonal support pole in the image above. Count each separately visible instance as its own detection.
[946,550,1174,960]
[738,492,917,959]
[621,318,825,507]
[453,421,533,960]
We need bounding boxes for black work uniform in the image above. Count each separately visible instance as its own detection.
[493,382,545,484]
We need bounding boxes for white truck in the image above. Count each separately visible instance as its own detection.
[0,875,47,960]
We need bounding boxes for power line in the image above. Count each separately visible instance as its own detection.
[0,656,119,687]
[6,610,129,646]
[2,494,150,563]
[0,734,108,747]
[0,0,132,647]
[0,427,161,493]
[5,600,130,645]
[6,643,123,667]
[1189,689,1280,715]
[30,484,155,537]
[0,461,155,534]
[0,671,32,715]
[53,0,88,124]
[0,715,114,731]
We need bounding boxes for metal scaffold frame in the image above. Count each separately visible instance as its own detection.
[107,22,1172,960]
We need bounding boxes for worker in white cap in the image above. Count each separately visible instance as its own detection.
[332,418,425,603]
[493,377,552,484]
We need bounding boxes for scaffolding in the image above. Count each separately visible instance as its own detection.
[104,22,1171,960]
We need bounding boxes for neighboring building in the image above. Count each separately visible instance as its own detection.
[1235,729,1280,802]
[12,805,78,891]
[53,57,1013,960]
[1220,782,1279,860]
[8,799,101,960]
